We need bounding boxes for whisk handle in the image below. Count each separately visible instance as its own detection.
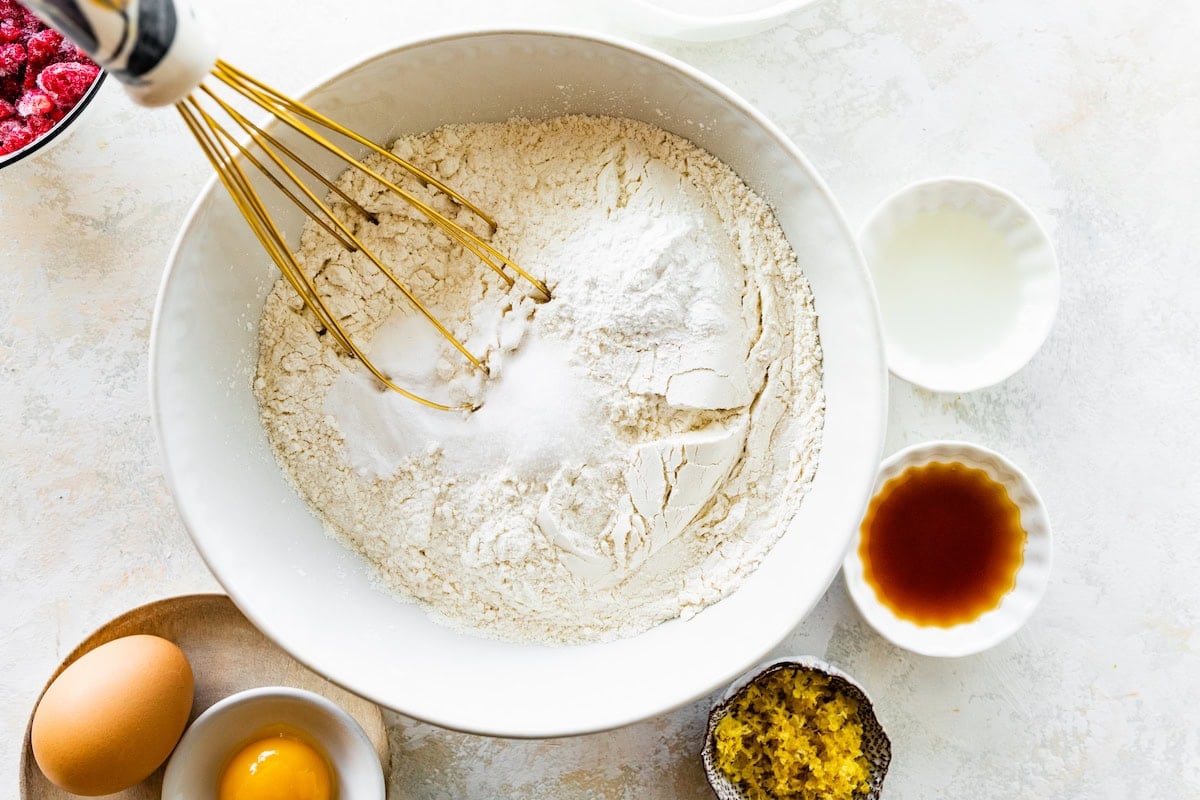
[20,0,216,107]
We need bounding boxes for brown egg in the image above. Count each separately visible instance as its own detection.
[31,634,194,796]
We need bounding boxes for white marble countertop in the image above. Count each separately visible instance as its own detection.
[3,0,1198,797]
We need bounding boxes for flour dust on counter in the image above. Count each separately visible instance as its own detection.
[254,115,824,644]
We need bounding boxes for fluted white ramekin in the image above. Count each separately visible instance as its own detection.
[843,440,1053,657]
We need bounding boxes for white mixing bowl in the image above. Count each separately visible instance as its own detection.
[151,29,886,737]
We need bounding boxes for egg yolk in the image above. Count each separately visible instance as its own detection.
[218,734,334,800]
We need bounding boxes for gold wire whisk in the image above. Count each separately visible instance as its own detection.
[176,60,550,411]
[16,0,544,409]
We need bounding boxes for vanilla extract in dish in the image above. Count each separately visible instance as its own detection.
[859,461,1025,627]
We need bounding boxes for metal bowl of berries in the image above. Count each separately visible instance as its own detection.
[0,0,103,168]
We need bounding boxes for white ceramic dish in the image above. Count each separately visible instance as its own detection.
[859,177,1059,393]
[0,72,106,170]
[151,28,887,737]
[702,655,891,800]
[612,0,815,41]
[161,687,384,800]
[842,440,1053,657]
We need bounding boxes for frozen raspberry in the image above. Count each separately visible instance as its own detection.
[0,0,21,22]
[37,61,98,107]
[0,97,12,119]
[0,21,20,43]
[0,117,32,153]
[57,35,78,60]
[16,88,51,116]
[0,41,23,76]
[24,28,61,65]
[25,111,53,134]
[17,7,42,35]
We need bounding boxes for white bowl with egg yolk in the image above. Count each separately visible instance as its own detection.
[151,29,888,737]
[161,687,384,800]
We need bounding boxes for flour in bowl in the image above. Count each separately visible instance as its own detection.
[254,116,823,644]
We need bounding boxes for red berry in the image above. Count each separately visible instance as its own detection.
[37,61,97,107]
[0,0,21,25]
[24,28,60,65]
[0,98,12,119]
[0,22,20,43]
[16,88,52,116]
[25,110,52,132]
[18,8,42,35]
[56,35,78,60]
[25,111,54,134]
[0,41,23,76]
[0,117,32,153]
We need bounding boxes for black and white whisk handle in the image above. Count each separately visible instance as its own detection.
[20,0,216,107]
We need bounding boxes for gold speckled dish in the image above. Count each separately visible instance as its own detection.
[702,656,891,800]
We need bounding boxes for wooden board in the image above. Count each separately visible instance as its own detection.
[20,593,389,799]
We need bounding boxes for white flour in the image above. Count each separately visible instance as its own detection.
[254,116,823,644]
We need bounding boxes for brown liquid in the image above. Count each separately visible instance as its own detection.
[859,461,1025,627]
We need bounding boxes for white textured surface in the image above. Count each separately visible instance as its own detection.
[1,0,1197,797]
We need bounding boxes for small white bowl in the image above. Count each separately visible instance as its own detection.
[859,177,1059,393]
[161,687,385,800]
[842,441,1052,657]
[0,72,106,170]
[611,0,816,41]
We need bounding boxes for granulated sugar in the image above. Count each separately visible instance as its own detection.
[254,115,823,644]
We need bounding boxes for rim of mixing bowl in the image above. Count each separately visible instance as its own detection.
[150,27,887,737]
[614,0,817,42]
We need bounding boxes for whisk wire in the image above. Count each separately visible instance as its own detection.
[211,97,380,227]
[211,62,552,300]
[176,60,552,409]
[198,87,487,372]
[180,101,343,345]
[177,99,465,412]
[199,106,359,252]
[209,68,517,289]
[213,61,498,227]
